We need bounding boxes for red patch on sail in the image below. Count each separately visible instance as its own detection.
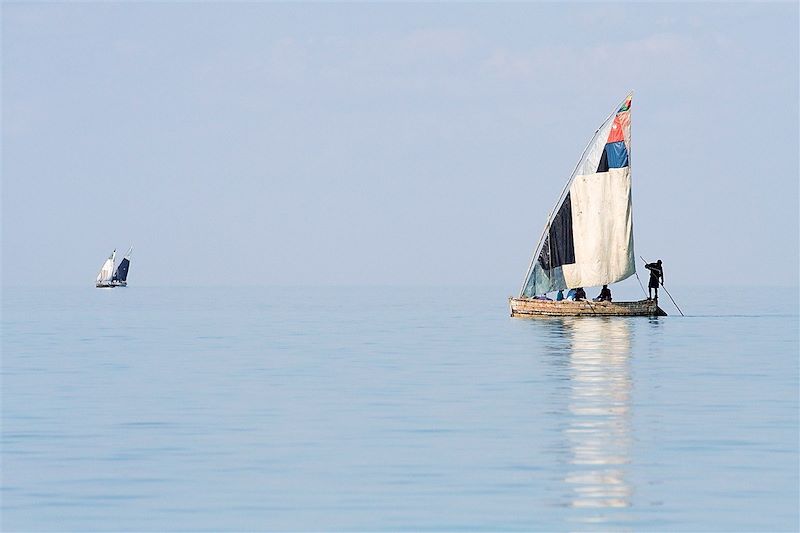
[607,115,626,143]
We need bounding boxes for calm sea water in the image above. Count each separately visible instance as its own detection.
[2,286,798,531]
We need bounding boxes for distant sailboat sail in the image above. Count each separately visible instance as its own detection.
[96,250,116,286]
[112,247,132,284]
[520,93,635,297]
[96,246,132,288]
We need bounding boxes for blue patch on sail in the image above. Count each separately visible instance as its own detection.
[523,263,567,297]
[596,141,629,172]
[605,141,628,168]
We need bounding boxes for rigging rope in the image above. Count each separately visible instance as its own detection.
[634,271,647,298]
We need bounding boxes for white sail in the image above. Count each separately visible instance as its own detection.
[96,250,116,283]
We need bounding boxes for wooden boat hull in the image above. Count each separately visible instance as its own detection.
[509,296,666,317]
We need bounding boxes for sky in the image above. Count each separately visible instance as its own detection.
[2,2,798,289]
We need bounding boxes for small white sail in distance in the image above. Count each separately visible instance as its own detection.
[96,249,116,283]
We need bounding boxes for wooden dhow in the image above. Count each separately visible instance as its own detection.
[509,297,665,317]
[511,93,666,318]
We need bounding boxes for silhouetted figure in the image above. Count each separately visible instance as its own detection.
[645,260,664,300]
[556,290,564,301]
[594,284,612,302]
[574,287,586,301]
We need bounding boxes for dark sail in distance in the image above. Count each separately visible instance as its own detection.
[113,258,130,282]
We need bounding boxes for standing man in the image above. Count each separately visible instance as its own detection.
[645,260,664,300]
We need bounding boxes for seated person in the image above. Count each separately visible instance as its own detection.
[566,288,577,300]
[594,284,612,302]
[556,290,564,301]
[574,287,586,301]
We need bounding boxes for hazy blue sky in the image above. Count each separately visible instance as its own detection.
[3,2,798,288]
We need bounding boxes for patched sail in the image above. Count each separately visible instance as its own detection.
[521,94,635,296]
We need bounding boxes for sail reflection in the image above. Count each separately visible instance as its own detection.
[560,317,633,512]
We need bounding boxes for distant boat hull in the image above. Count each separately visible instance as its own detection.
[509,296,666,317]
[95,281,127,288]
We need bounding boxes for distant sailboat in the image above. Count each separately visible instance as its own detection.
[509,94,665,317]
[96,247,132,288]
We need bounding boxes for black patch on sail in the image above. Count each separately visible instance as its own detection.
[538,237,552,270]
[537,193,575,270]
[597,146,610,173]
[113,258,130,282]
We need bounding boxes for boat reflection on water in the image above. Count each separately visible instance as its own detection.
[549,317,634,520]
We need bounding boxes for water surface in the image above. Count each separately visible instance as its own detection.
[2,286,798,531]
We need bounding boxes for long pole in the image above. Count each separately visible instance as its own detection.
[640,256,684,316]
[658,282,684,317]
